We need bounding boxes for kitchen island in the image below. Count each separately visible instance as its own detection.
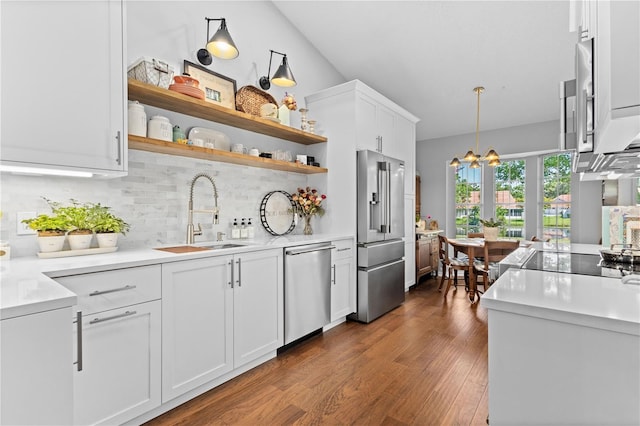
[481,248,640,425]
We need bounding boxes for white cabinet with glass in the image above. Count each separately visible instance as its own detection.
[0,0,126,176]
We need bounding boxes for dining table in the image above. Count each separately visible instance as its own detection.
[447,237,528,303]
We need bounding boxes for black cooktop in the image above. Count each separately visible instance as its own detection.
[522,251,640,277]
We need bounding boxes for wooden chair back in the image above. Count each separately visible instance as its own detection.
[467,232,484,238]
[438,234,450,264]
[481,240,519,268]
[530,235,551,242]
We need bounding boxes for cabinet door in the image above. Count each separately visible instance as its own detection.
[355,93,381,152]
[331,239,356,321]
[1,307,73,426]
[331,257,355,321]
[0,0,126,174]
[161,256,233,402]
[234,249,283,367]
[74,301,161,425]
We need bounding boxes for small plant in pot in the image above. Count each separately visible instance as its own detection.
[47,199,94,250]
[88,203,130,248]
[21,214,68,253]
[479,217,503,241]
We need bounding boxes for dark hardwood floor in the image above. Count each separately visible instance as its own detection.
[146,276,489,425]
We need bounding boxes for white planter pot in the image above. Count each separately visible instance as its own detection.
[96,233,118,248]
[68,233,93,250]
[37,235,66,253]
[484,227,499,241]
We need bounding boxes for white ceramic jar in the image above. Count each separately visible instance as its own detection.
[148,115,172,141]
[127,101,147,137]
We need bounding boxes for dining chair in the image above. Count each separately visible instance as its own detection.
[438,235,469,298]
[473,240,519,294]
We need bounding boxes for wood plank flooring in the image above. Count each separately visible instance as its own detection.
[145,276,489,426]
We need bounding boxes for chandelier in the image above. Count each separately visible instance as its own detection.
[449,86,500,168]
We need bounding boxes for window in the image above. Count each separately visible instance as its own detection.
[495,160,525,239]
[542,153,571,243]
[455,163,482,237]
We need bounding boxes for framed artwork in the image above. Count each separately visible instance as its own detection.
[183,60,237,110]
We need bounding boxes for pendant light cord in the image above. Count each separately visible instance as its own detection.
[474,86,483,156]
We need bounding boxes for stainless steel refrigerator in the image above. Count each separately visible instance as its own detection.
[349,150,405,323]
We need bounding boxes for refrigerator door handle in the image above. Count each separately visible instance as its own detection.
[385,161,391,234]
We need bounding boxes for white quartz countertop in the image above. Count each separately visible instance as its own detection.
[481,268,640,336]
[1,233,353,320]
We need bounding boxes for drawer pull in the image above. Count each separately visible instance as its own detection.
[89,310,137,325]
[337,247,351,252]
[89,284,137,296]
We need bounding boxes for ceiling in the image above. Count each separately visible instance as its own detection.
[273,1,578,142]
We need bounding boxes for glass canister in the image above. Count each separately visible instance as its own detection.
[148,115,172,141]
[127,101,147,137]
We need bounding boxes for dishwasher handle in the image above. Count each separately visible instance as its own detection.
[285,245,336,256]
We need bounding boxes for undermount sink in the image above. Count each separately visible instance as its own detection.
[198,243,244,250]
[155,243,245,254]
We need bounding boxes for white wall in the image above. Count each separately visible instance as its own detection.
[0,1,346,257]
[416,120,603,244]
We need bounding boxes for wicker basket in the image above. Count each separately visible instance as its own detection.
[236,86,278,116]
[127,57,174,89]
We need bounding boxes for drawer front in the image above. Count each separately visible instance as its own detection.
[332,238,354,261]
[55,265,161,315]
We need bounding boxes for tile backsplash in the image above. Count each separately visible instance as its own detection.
[1,150,308,257]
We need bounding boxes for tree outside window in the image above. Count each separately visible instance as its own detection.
[455,164,482,238]
[495,160,525,239]
[543,153,572,243]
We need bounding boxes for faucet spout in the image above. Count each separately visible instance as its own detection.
[187,173,220,244]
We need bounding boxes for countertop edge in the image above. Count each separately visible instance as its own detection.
[1,233,354,318]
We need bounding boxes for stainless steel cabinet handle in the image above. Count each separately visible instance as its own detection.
[89,284,136,296]
[286,246,336,256]
[236,258,241,287]
[332,264,336,285]
[73,311,83,372]
[228,260,234,288]
[115,131,122,165]
[89,310,136,325]
[337,247,351,252]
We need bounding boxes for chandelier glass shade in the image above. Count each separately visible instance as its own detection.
[450,86,500,168]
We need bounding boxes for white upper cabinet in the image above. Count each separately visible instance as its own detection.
[593,0,640,153]
[0,0,127,176]
[355,93,396,155]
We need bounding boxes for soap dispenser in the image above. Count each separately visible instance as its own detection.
[247,218,255,239]
[240,218,248,239]
[231,218,240,239]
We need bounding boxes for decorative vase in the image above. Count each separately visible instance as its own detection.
[96,233,118,248]
[484,226,499,241]
[37,231,66,253]
[68,230,93,250]
[303,215,313,235]
[299,108,309,132]
[278,104,290,126]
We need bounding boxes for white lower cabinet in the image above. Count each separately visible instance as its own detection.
[331,238,356,321]
[74,301,161,425]
[55,265,162,425]
[1,307,74,426]
[161,249,283,402]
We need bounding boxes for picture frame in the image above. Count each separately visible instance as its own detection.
[183,60,237,110]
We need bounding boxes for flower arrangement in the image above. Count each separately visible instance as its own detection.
[282,92,297,111]
[292,187,326,217]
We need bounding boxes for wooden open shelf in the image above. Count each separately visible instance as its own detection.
[128,136,328,174]
[127,79,327,146]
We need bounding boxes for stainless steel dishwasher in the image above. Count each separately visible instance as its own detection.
[284,242,334,344]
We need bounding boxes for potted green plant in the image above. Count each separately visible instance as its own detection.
[87,203,130,248]
[479,217,503,241]
[21,214,68,252]
[46,199,94,250]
